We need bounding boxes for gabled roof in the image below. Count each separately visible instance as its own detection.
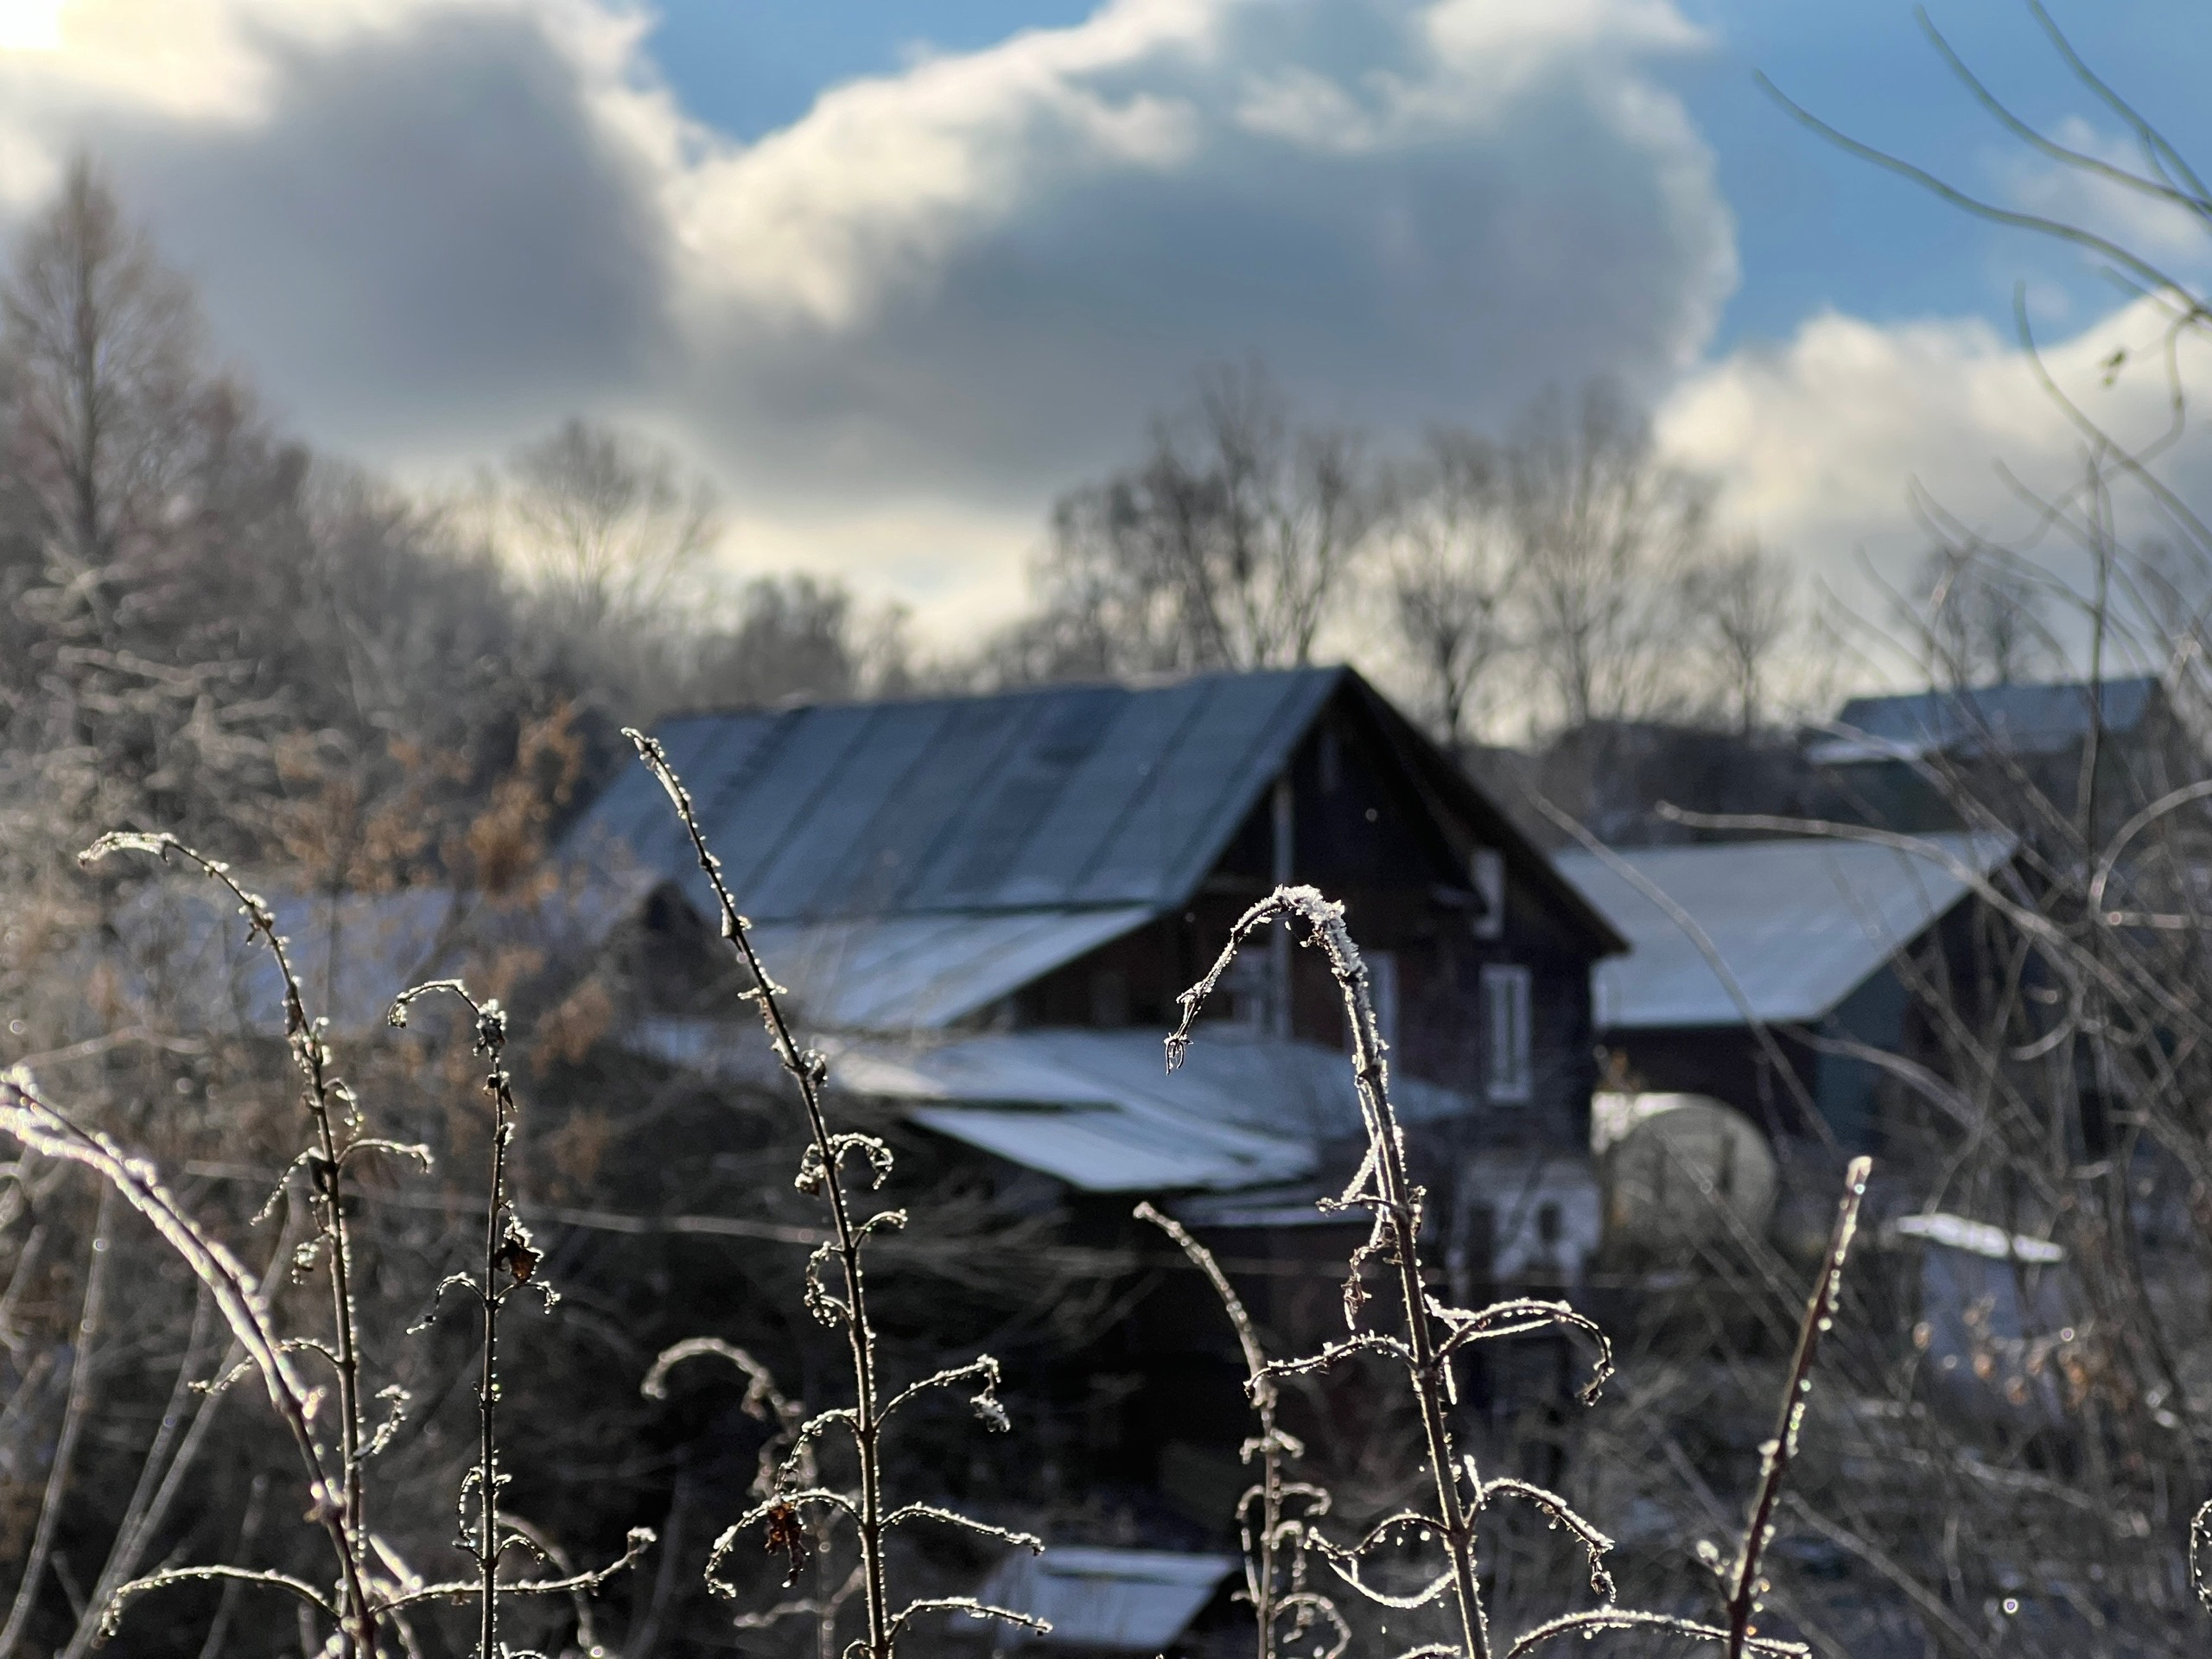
[568,669,1343,922]
[1558,832,2013,1029]
[1810,676,2164,766]
[570,667,1624,959]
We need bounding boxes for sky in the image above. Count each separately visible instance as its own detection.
[0,0,2206,670]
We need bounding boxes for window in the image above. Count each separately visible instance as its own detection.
[1367,950,1400,1054]
[1481,964,1533,1103]
[1470,849,1505,940]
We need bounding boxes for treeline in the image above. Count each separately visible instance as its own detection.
[0,158,1846,897]
[1003,362,1818,749]
[0,161,914,891]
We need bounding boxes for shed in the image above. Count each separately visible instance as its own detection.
[1557,833,2013,1151]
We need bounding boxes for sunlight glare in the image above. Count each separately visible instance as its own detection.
[0,0,62,53]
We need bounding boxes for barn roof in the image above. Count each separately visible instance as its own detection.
[569,668,1343,922]
[1558,832,2013,1029]
[1809,676,2164,765]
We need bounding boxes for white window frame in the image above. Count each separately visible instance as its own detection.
[1470,849,1505,941]
[1481,963,1534,1103]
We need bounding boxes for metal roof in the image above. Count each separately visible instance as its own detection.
[744,908,1154,1031]
[1810,676,2162,765]
[1558,833,2013,1029]
[567,668,1343,923]
[969,1548,1239,1652]
[830,1026,1473,1192]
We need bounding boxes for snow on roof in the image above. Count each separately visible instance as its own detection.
[1558,832,2014,1030]
[1888,1211,2065,1263]
[743,906,1155,1032]
[833,1026,1472,1193]
[969,1548,1239,1651]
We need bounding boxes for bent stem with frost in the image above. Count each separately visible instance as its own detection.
[626,728,1047,1658]
[389,978,553,1659]
[1171,887,1847,1659]
[2,830,652,1657]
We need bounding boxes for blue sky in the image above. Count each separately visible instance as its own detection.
[640,0,2206,349]
[2,0,2207,659]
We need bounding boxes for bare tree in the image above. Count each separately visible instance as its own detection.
[1688,539,1798,734]
[681,575,910,710]
[503,418,721,637]
[1029,361,1379,677]
[1387,429,1517,752]
[0,155,306,848]
[0,152,207,624]
[1909,545,2059,686]
[1507,382,1713,730]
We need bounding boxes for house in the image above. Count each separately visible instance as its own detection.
[569,666,1624,1193]
[566,667,1626,1537]
[1556,833,2014,1155]
[1808,675,2200,836]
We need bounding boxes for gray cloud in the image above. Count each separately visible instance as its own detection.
[26,3,671,458]
[0,0,1740,608]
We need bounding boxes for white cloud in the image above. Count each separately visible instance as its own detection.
[0,0,1738,639]
[2003,115,2211,279]
[1657,293,2212,666]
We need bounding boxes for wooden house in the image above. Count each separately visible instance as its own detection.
[567,667,1627,1533]
[570,665,1622,1185]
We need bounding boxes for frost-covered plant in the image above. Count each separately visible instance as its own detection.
[1135,1200,1347,1659]
[625,729,1046,1659]
[1168,884,1872,1659]
[0,832,649,1659]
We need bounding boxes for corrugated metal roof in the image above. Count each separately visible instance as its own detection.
[566,669,1344,922]
[1810,677,2161,765]
[969,1548,1238,1651]
[1558,833,2013,1029]
[824,1026,1471,1192]
[908,1104,1301,1192]
[744,908,1154,1031]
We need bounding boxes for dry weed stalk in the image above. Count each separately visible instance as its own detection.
[1135,1200,1347,1659]
[625,728,1046,1659]
[0,831,650,1658]
[1170,885,1872,1658]
[387,977,551,1659]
